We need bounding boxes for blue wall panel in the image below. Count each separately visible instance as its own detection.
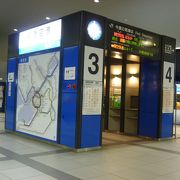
[60,92,77,147]
[139,59,160,137]
[161,113,173,138]
[60,46,79,148]
[5,58,17,131]
[81,115,101,148]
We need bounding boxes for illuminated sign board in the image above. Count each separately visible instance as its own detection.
[19,19,61,55]
[107,21,160,59]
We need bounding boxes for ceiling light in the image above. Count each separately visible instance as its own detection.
[111,51,122,59]
[46,17,51,20]
[13,29,18,32]
[141,40,154,47]
[94,0,100,3]
[176,47,180,50]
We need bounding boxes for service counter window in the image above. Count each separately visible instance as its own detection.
[124,57,140,135]
[108,65,122,131]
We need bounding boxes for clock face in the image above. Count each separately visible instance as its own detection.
[87,20,102,41]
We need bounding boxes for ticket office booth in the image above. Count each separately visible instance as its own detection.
[5,11,176,149]
[103,19,158,136]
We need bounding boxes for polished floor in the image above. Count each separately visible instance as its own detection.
[0,133,180,179]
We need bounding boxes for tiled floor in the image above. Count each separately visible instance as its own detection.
[0,133,180,179]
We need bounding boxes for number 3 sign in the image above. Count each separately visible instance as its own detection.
[83,46,104,81]
[163,61,174,88]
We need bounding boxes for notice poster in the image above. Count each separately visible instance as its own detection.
[82,81,102,115]
[8,72,14,82]
[64,67,76,80]
[162,87,174,113]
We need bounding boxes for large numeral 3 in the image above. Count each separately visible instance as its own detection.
[88,53,99,75]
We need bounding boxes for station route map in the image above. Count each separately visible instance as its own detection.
[16,51,60,141]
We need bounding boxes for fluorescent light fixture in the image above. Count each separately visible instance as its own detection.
[141,40,154,47]
[13,29,18,32]
[19,19,62,55]
[94,0,100,3]
[127,54,140,62]
[111,51,122,59]
[176,47,180,50]
[46,17,51,20]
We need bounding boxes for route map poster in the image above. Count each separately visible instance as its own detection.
[16,51,60,141]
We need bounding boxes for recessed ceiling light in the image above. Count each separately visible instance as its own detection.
[94,0,100,3]
[13,28,18,32]
[46,17,51,20]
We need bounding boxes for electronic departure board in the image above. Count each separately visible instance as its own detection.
[107,20,160,59]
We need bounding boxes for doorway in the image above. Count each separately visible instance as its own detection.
[103,51,140,136]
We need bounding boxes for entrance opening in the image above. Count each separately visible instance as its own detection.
[102,51,140,144]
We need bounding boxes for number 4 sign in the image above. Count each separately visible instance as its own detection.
[163,61,174,88]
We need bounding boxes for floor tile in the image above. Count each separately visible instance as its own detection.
[87,173,125,180]
[0,166,43,180]
[0,160,26,171]
[32,155,83,171]
[64,166,105,179]
[19,174,58,180]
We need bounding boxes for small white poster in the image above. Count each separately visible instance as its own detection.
[64,67,76,80]
[162,87,174,113]
[8,72,14,82]
[82,81,102,115]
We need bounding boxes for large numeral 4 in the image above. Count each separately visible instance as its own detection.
[166,67,172,83]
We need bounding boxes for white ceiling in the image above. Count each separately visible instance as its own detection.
[0,0,180,46]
